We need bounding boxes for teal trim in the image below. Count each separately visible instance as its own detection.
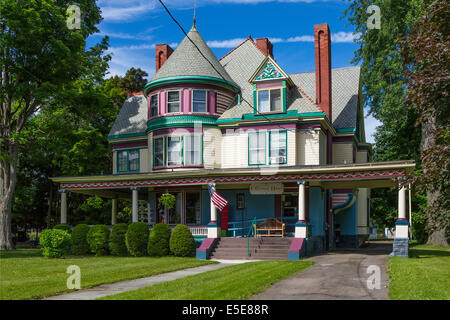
[238,94,241,105]
[144,76,240,95]
[282,86,287,113]
[216,111,327,124]
[333,193,356,215]
[253,89,257,115]
[268,130,287,165]
[116,149,140,174]
[395,220,409,226]
[114,146,147,151]
[108,132,147,141]
[147,115,218,132]
[336,128,356,133]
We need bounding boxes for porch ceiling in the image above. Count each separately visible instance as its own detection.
[51,160,414,193]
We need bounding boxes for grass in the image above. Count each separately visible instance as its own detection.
[0,249,215,300]
[388,244,450,300]
[100,260,314,300]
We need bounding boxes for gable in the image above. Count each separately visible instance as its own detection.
[250,56,290,83]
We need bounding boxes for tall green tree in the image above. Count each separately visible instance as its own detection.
[344,0,424,233]
[402,0,449,245]
[0,0,106,249]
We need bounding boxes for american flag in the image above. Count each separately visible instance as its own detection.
[208,183,228,211]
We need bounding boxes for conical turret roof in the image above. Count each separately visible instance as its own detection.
[149,25,238,88]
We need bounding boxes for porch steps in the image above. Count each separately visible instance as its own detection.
[209,237,292,260]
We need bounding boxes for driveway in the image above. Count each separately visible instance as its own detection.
[251,242,391,300]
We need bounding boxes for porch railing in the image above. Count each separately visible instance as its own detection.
[228,216,298,237]
[148,225,208,237]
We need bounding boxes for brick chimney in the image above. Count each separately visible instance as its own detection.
[314,23,332,120]
[255,38,274,58]
[155,44,174,72]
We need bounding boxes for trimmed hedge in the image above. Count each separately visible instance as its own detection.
[147,223,171,257]
[87,225,110,256]
[126,222,149,257]
[40,229,71,258]
[169,225,196,257]
[71,224,90,255]
[110,223,129,256]
[53,224,72,233]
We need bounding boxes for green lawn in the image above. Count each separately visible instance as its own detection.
[100,260,314,300]
[0,249,215,300]
[389,244,450,300]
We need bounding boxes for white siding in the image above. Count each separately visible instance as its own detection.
[297,130,320,165]
[332,143,353,164]
[148,132,153,171]
[357,188,369,235]
[203,128,222,169]
[287,129,296,166]
[140,148,149,172]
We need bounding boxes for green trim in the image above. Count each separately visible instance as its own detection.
[269,130,288,165]
[147,115,218,132]
[116,149,140,174]
[216,110,327,124]
[282,86,287,113]
[108,132,147,141]
[144,76,240,95]
[253,90,257,115]
[336,128,356,133]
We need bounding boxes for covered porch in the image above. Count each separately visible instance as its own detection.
[51,160,415,258]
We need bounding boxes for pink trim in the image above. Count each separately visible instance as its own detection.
[113,141,148,149]
[197,238,216,251]
[159,91,166,115]
[256,82,283,89]
[235,124,296,132]
[182,89,191,113]
[288,238,305,253]
[153,165,204,170]
[153,127,196,136]
[208,91,216,115]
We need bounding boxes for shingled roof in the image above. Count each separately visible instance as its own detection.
[149,25,237,87]
[108,95,147,138]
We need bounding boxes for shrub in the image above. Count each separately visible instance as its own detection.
[169,225,196,257]
[147,223,171,257]
[53,224,72,233]
[39,229,71,258]
[126,222,149,256]
[110,223,129,256]
[71,224,90,255]
[87,225,110,256]
[412,211,428,244]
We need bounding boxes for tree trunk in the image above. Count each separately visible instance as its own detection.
[0,142,18,250]
[421,113,448,246]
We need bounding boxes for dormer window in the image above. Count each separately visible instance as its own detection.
[150,94,158,117]
[192,90,207,113]
[257,88,281,113]
[167,91,180,113]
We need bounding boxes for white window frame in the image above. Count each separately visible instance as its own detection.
[167,90,181,113]
[257,88,282,113]
[191,90,207,113]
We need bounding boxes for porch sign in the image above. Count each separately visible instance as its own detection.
[249,183,284,195]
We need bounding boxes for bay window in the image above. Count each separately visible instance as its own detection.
[167,136,182,166]
[150,94,158,117]
[153,134,202,168]
[167,91,180,113]
[192,90,207,113]
[153,138,164,167]
[185,135,202,165]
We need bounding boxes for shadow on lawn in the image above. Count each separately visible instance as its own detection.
[0,248,43,259]
[409,245,450,259]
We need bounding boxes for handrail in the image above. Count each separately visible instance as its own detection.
[247,217,257,257]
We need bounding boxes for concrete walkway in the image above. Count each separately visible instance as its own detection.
[44,261,245,300]
[251,242,391,300]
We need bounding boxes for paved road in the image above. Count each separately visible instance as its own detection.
[252,242,391,300]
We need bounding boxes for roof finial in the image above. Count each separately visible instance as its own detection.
[193,0,196,26]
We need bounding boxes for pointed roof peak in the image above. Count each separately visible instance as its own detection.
[149,24,238,90]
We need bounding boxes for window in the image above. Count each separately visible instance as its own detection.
[269,130,287,164]
[248,131,266,165]
[168,192,182,224]
[236,193,245,210]
[117,149,140,172]
[282,194,298,217]
[192,90,207,113]
[150,94,158,117]
[185,135,202,165]
[167,91,180,113]
[167,136,182,166]
[185,191,201,225]
[257,88,281,113]
[153,138,164,167]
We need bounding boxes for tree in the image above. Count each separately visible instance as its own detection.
[0,0,106,249]
[120,68,148,93]
[344,0,424,231]
[402,0,449,245]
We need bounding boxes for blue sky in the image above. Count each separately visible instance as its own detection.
[87,0,380,142]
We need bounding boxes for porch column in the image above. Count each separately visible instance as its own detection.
[59,190,67,224]
[111,198,118,225]
[207,184,221,238]
[295,181,308,238]
[391,184,409,258]
[131,187,139,223]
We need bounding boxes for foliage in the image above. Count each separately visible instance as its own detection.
[159,193,176,210]
[125,222,149,257]
[80,196,104,211]
[401,0,450,245]
[118,68,148,93]
[53,224,72,233]
[110,223,129,256]
[71,224,91,255]
[169,225,196,257]
[39,229,71,258]
[86,225,110,256]
[147,223,171,257]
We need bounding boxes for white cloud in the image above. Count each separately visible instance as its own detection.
[99,0,157,21]
[364,113,381,144]
[207,38,247,48]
